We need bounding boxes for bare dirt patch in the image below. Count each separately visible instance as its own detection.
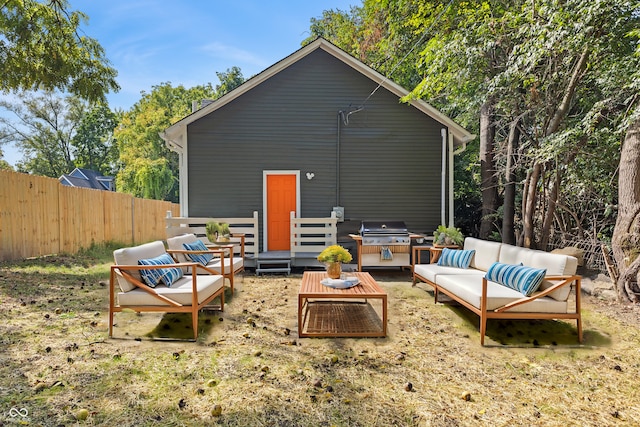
[1,257,639,426]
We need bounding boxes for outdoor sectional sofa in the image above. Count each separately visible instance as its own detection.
[413,237,582,345]
[109,240,225,340]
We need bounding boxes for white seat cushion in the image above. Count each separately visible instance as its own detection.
[117,274,224,306]
[437,274,568,313]
[207,256,243,274]
[414,264,485,284]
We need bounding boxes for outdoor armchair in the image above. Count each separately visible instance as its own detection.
[109,240,225,340]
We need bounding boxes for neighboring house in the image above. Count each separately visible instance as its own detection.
[59,168,115,191]
[161,38,475,252]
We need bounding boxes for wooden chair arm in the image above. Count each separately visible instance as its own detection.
[202,244,235,260]
[231,233,246,257]
[113,262,197,270]
[111,266,195,307]
[165,249,229,275]
[166,248,228,257]
[493,275,581,313]
[167,247,229,264]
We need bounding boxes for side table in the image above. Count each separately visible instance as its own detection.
[428,245,461,263]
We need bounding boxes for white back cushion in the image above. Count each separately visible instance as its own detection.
[113,241,167,292]
[166,234,198,263]
[499,243,577,301]
[463,237,501,271]
[499,244,531,265]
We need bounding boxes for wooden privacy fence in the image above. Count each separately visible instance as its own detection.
[0,170,179,261]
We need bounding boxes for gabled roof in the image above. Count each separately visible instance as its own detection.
[59,168,114,191]
[161,37,475,151]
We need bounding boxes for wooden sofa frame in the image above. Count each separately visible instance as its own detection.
[414,268,583,346]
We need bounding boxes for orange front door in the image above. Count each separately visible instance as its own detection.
[266,174,297,250]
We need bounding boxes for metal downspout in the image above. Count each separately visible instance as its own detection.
[337,112,342,206]
[441,128,447,226]
[448,132,455,227]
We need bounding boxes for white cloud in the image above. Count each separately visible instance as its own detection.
[200,42,271,70]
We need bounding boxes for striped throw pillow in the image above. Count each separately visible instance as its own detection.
[138,253,183,287]
[437,248,475,268]
[485,262,546,296]
[183,240,213,266]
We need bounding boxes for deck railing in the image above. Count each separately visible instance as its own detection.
[165,212,260,264]
[290,211,338,266]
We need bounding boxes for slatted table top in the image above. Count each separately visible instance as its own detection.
[298,271,386,298]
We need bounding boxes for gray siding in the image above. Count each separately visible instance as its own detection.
[187,48,448,239]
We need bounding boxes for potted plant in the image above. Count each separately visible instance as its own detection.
[433,225,464,247]
[206,221,231,243]
[317,245,352,279]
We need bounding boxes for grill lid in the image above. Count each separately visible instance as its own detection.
[359,221,408,235]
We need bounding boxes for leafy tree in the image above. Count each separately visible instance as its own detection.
[308,0,639,258]
[215,67,245,96]
[72,104,118,175]
[0,158,12,170]
[401,0,638,250]
[115,69,246,201]
[305,8,360,49]
[0,0,119,103]
[0,91,88,177]
[115,82,222,201]
[612,26,640,302]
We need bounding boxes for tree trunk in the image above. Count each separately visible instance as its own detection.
[545,47,590,136]
[529,47,590,249]
[540,137,586,249]
[612,116,640,303]
[479,100,499,239]
[502,117,520,245]
[522,163,542,248]
[540,166,560,249]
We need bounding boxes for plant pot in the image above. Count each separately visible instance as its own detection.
[326,262,342,279]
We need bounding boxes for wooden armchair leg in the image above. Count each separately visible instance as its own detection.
[480,314,487,346]
[577,318,583,343]
[109,310,114,337]
[192,309,199,340]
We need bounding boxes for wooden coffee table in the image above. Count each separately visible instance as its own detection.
[298,271,387,338]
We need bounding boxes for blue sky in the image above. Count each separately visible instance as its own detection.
[2,0,357,166]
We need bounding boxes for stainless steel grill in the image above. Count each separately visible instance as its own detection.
[358,221,411,268]
[359,221,410,245]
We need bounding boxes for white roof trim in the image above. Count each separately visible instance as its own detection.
[161,38,474,148]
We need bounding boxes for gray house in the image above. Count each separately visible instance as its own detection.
[59,168,115,191]
[161,38,474,253]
